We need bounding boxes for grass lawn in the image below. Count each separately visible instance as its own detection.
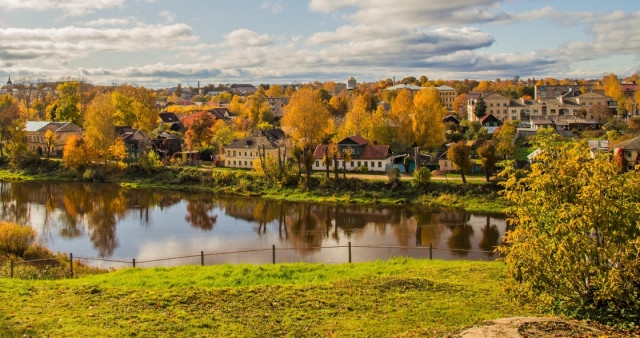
[0,258,537,336]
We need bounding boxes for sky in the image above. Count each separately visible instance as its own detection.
[0,0,639,88]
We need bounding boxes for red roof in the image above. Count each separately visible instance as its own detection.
[480,113,498,123]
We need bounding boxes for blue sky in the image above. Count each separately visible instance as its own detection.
[0,0,638,88]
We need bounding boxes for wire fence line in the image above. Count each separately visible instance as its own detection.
[6,243,499,278]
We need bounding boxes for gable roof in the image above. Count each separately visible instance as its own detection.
[313,144,391,160]
[480,114,499,124]
[484,93,509,100]
[443,114,460,124]
[339,135,368,146]
[578,91,608,99]
[435,85,456,91]
[159,112,180,123]
[614,135,640,150]
[25,121,82,133]
[225,136,278,150]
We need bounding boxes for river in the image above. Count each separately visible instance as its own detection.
[0,180,507,267]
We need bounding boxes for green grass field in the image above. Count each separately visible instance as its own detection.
[0,258,537,336]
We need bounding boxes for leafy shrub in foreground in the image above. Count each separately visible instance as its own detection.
[499,130,640,325]
[0,222,36,257]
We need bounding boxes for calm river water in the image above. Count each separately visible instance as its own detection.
[0,180,506,267]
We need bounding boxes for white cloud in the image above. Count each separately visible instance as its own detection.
[224,29,272,47]
[0,0,126,16]
[82,17,136,27]
[261,0,284,14]
[0,24,196,62]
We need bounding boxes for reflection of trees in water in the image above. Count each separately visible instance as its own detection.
[0,181,31,225]
[185,199,217,230]
[479,216,500,257]
[447,224,475,257]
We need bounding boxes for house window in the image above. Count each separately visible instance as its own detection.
[249,152,252,157]
[233,151,236,157]
[378,161,382,168]
[244,152,247,157]
[244,161,247,166]
[357,161,361,167]
[370,161,374,167]
[512,116,517,120]
[350,161,354,167]
[227,151,230,156]
[315,160,320,167]
[233,161,236,165]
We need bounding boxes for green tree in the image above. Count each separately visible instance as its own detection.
[493,120,517,159]
[499,130,640,321]
[55,82,81,125]
[412,166,432,188]
[474,96,487,119]
[447,141,471,183]
[6,119,27,167]
[477,141,497,182]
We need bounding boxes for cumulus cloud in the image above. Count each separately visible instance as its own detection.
[0,0,126,16]
[82,17,136,27]
[159,10,175,23]
[224,29,272,47]
[0,24,195,62]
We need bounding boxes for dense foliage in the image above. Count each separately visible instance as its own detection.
[499,130,640,325]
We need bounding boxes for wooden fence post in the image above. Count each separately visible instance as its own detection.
[10,259,13,278]
[201,251,204,266]
[69,253,73,278]
[132,258,136,268]
[429,244,433,260]
[348,242,352,263]
[272,245,276,264]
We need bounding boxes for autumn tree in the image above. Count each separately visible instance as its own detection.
[281,86,333,179]
[184,111,215,150]
[367,105,396,146]
[447,141,472,183]
[44,129,56,159]
[63,134,88,170]
[389,89,414,150]
[0,94,21,158]
[493,120,517,159]
[499,131,640,321]
[266,84,283,97]
[477,141,497,182]
[83,94,116,164]
[412,88,446,149]
[55,82,82,126]
[211,119,237,154]
[339,93,370,139]
[451,93,468,118]
[6,119,27,167]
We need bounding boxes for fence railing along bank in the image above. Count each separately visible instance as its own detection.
[6,243,499,279]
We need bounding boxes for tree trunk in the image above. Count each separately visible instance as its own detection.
[324,148,330,179]
[460,171,467,184]
[343,160,347,179]
[485,169,490,182]
[333,153,339,180]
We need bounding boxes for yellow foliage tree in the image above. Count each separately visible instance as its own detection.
[63,134,88,170]
[412,88,446,149]
[83,94,116,164]
[389,89,414,149]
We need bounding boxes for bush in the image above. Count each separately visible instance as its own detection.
[412,167,432,188]
[387,167,400,184]
[0,222,37,257]
[499,130,640,325]
[82,167,106,182]
[357,166,369,173]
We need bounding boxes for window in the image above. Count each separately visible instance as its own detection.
[370,161,374,167]
[244,161,247,166]
[512,110,516,113]
[227,151,230,156]
[504,110,507,114]
[315,160,320,167]
[512,116,517,120]
[357,161,361,167]
[233,161,236,165]
[249,152,252,157]
[378,161,382,168]
[244,152,247,157]
[350,161,354,167]
[233,151,236,157]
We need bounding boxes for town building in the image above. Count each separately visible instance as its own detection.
[312,135,393,172]
[230,84,257,95]
[435,85,459,112]
[534,84,600,99]
[114,126,150,159]
[613,135,640,172]
[223,129,291,169]
[24,121,83,156]
[347,76,357,90]
[266,97,290,117]
[158,112,184,131]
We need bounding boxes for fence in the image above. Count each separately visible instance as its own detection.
[6,243,498,279]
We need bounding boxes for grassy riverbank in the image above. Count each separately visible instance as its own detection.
[0,258,537,336]
[0,165,509,214]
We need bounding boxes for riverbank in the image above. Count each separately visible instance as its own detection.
[0,165,509,214]
[0,258,538,336]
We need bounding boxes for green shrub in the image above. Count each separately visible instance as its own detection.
[357,166,368,173]
[412,167,432,188]
[82,167,106,182]
[499,130,640,325]
[0,222,37,257]
[387,167,400,184]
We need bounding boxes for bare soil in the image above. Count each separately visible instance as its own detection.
[449,317,622,338]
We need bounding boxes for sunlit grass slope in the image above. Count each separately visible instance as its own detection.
[0,258,536,336]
